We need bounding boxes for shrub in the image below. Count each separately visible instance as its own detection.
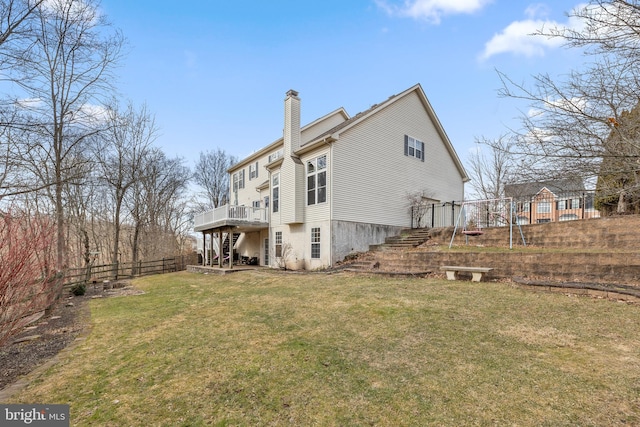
[70,283,86,296]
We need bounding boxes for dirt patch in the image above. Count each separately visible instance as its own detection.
[0,280,142,394]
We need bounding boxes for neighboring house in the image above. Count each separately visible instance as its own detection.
[194,84,469,269]
[505,179,600,224]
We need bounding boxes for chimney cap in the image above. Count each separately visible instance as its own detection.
[286,89,299,98]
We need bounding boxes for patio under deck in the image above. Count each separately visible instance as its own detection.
[194,204,269,269]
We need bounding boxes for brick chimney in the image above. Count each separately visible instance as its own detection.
[284,89,301,155]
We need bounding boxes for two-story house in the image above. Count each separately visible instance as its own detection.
[194,84,469,269]
[505,179,600,224]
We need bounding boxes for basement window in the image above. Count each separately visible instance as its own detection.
[311,227,320,259]
[275,231,282,258]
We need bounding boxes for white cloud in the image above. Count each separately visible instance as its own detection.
[480,19,564,60]
[480,3,585,60]
[524,3,551,19]
[546,96,588,114]
[376,0,493,24]
[527,97,588,122]
[15,98,43,109]
[64,103,111,127]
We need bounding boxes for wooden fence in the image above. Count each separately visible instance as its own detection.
[1,254,197,346]
[63,253,199,289]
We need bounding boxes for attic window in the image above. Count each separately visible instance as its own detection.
[268,150,283,163]
[404,135,424,161]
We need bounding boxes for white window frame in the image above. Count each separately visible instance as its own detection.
[275,231,282,258]
[268,149,283,163]
[311,227,320,259]
[272,173,279,213]
[249,161,259,180]
[404,135,425,161]
[307,155,327,206]
[537,202,551,214]
[571,198,580,209]
[232,170,245,191]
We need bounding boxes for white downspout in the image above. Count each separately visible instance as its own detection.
[328,139,334,267]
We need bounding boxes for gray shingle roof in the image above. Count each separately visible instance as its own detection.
[504,178,586,197]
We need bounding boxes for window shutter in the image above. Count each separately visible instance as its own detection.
[404,135,408,156]
[241,169,245,188]
[254,161,259,178]
[421,141,425,162]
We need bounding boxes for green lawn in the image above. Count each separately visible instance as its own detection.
[11,270,640,426]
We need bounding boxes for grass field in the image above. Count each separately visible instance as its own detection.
[10,270,640,426]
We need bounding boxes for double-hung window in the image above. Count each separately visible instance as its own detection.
[233,170,245,191]
[571,198,580,209]
[404,135,425,161]
[537,201,551,213]
[311,227,321,259]
[307,155,327,205]
[275,231,282,258]
[272,173,280,213]
[249,161,259,180]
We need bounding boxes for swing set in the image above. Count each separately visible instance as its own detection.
[449,197,527,249]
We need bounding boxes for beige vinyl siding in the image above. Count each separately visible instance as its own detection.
[279,156,304,224]
[228,109,346,212]
[301,111,347,145]
[332,91,464,226]
[230,151,274,208]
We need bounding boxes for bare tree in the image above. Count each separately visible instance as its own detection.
[127,149,191,272]
[62,150,95,269]
[194,149,236,210]
[0,1,44,202]
[6,0,125,269]
[0,0,42,46]
[406,189,437,228]
[95,102,157,265]
[467,135,515,200]
[496,1,640,213]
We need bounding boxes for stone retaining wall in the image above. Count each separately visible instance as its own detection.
[369,215,640,284]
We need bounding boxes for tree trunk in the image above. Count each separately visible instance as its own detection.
[617,191,627,214]
[131,221,141,276]
[112,195,122,265]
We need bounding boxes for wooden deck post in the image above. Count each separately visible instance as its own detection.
[218,231,223,268]
[229,227,234,269]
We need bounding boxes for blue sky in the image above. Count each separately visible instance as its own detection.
[100,0,586,169]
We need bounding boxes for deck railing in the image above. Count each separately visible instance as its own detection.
[194,204,268,229]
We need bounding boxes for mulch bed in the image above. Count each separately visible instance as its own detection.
[0,281,141,393]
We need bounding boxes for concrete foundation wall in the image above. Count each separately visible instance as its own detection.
[332,220,404,264]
